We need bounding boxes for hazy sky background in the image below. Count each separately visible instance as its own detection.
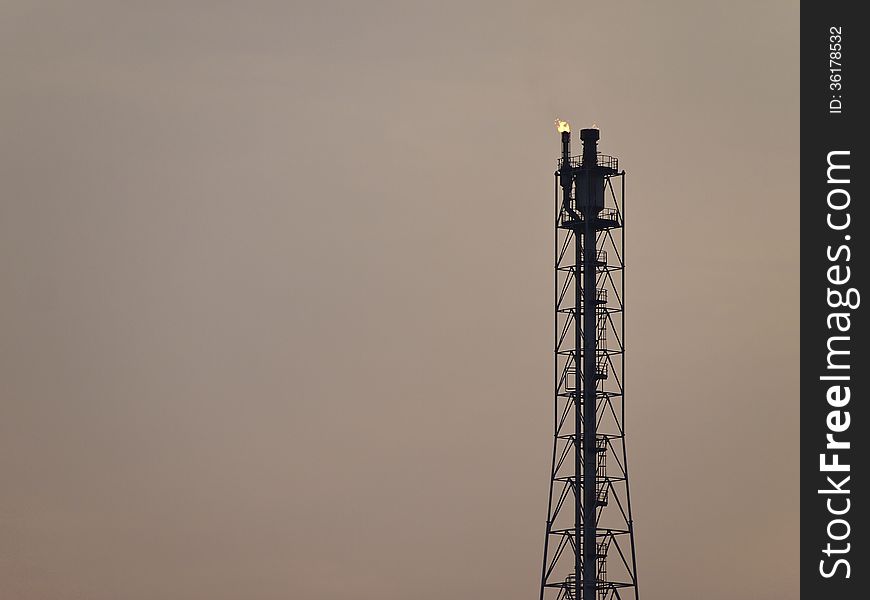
[1,2,798,599]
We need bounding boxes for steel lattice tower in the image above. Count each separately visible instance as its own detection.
[539,124,639,600]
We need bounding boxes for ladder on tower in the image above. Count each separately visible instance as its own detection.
[596,437,609,507]
[595,306,608,380]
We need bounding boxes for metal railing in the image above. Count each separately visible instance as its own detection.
[597,209,621,225]
[558,154,619,171]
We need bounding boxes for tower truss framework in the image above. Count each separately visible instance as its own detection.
[538,128,639,600]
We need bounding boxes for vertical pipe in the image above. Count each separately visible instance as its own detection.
[562,130,571,162]
[560,131,572,212]
[582,191,598,600]
[558,126,582,600]
[579,129,600,600]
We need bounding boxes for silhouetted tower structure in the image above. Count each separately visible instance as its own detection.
[539,123,639,600]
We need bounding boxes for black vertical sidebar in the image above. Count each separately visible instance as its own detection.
[801,2,867,598]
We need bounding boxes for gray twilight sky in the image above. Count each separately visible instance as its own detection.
[1,2,797,599]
